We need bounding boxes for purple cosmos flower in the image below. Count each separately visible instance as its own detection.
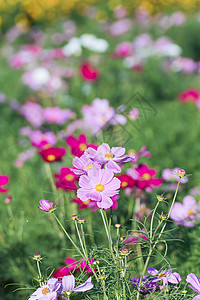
[29,278,61,299]
[130,276,158,294]
[186,273,200,300]
[30,130,57,148]
[20,102,44,127]
[170,195,200,228]
[61,275,93,297]
[77,168,120,209]
[72,154,100,175]
[147,267,181,289]
[85,143,134,173]
[38,199,54,212]
[43,107,74,125]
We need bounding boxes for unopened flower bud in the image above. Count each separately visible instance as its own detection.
[177,169,186,178]
[121,248,129,256]
[182,290,187,294]
[160,214,167,220]
[157,195,164,202]
[78,218,86,224]
[99,274,106,280]
[115,223,121,228]
[93,260,100,266]
[33,254,41,260]
[71,215,78,220]
[4,195,12,204]
[38,199,54,212]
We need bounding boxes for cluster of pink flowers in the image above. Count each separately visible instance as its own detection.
[20,102,74,127]
[178,88,200,112]
[74,143,134,209]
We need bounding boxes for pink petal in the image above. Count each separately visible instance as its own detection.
[97,194,113,209]
[98,143,110,155]
[106,160,121,173]
[62,275,75,291]
[111,147,125,157]
[74,277,93,293]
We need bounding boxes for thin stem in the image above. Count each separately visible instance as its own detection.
[36,260,42,285]
[74,221,87,258]
[53,213,84,258]
[81,223,88,258]
[150,202,159,241]
[100,209,115,259]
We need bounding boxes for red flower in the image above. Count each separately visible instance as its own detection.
[54,167,78,190]
[0,175,9,193]
[66,134,98,157]
[116,174,135,189]
[80,62,100,82]
[123,231,148,247]
[135,164,162,190]
[39,147,66,163]
[179,89,199,103]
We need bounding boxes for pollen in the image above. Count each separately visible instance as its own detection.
[121,181,128,188]
[47,154,56,161]
[79,143,87,151]
[95,183,104,192]
[142,173,151,180]
[42,287,50,295]
[159,272,166,278]
[188,209,194,216]
[65,174,74,181]
[105,152,113,159]
[86,164,94,170]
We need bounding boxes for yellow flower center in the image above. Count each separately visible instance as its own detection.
[188,209,194,216]
[159,272,166,278]
[128,149,136,156]
[79,143,87,151]
[84,199,91,205]
[95,183,104,192]
[65,174,74,181]
[121,181,128,188]
[105,152,113,159]
[47,154,56,161]
[42,287,50,295]
[86,164,94,170]
[142,173,151,180]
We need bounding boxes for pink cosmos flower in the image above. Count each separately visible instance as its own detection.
[38,199,54,212]
[170,195,200,227]
[77,168,120,209]
[129,108,139,120]
[186,273,200,300]
[73,195,119,212]
[66,134,98,157]
[30,130,57,148]
[133,146,151,163]
[116,174,135,189]
[109,19,132,36]
[179,89,200,103]
[54,168,78,191]
[61,275,93,297]
[162,168,188,183]
[28,278,61,299]
[114,42,133,58]
[72,154,100,175]
[80,62,100,81]
[43,107,74,125]
[0,175,9,193]
[147,267,181,289]
[85,143,134,173]
[20,102,44,127]
[39,147,66,163]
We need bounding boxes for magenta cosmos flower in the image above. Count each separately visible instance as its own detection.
[85,143,134,173]
[38,199,54,212]
[39,147,66,163]
[54,167,78,191]
[0,175,9,193]
[77,168,120,209]
[61,275,93,297]
[66,134,98,157]
[29,278,61,299]
[187,273,200,300]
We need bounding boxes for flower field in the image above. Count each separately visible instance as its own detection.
[1,3,200,300]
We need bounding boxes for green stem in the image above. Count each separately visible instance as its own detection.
[74,221,87,258]
[100,209,115,259]
[36,260,42,284]
[150,201,159,241]
[53,213,84,258]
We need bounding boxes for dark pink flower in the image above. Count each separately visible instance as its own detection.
[133,164,162,190]
[116,174,135,189]
[38,199,54,212]
[54,168,78,191]
[0,175,9,193]
[39,147,66,163]
[80,62,100,81]
[66,134,98,157]
[179,89,200,103]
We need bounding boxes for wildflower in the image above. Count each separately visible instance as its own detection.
[130,276,158,294]
[179,89,200,103]
[170,195,200,227]
[28,278,61,299]
[85,143,134,173]
[177,169,186,178]
[4,195,12,204]
[116,174,135,189]
[71,215,78,220]
[162,168,188,184]
[157,195,165,201]
[20,102,44,127]
[186,273,200,299]
[38,199,54,212]
[78,218,85,224]
[115,224,121,228]
[22,67,50,91]
[0,175,9,193]
[127,164,162,191]
[72,154,99,175]
[61,275,93,297]
[77,168,120,209]
[147,267,181,289]
[123,231,148,246]
[129,108,139,120]
[54,168,78,191]
[33,254,41,260]
[114,42,133,58]
[43,107,74,125]
[73,195,119,212]
[30,130,57,148]
[39,147,66,163]
[80,62,100,81]
[132,146,151,163]
[66,134,98,157]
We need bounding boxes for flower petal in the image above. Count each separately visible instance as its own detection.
[111,147,125,157]
[97,194,113,209]
[106,160,121,173]
[62,275,75,291]
[74,277,93,293]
